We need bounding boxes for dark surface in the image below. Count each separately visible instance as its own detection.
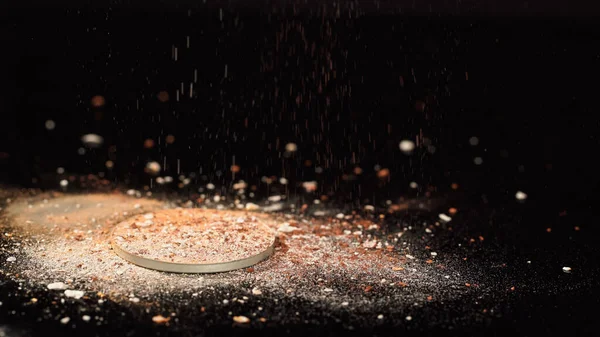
[1,3,600,337]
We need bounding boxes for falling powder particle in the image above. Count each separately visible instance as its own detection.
[81,134,104,148]
[439,213,452,223]
[405,315,413,321]
[6,256,16,262]
[469,137,479,146]
[60,317,70,324]
[562,267,572,273]
[145,161,161,176]
[302,181,318,192]
[143,139,155,149]
[90,95,105,107]
[377,314,384,320]
[474,157,483,165]
[157,91,169,102]
[45,120,56,130]
[82,315,91,322]
[399,140,415,153]
[233,316,250,324]
[515,191,528,201]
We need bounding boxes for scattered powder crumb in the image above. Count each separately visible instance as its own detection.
[406,315,413,321]
[277,222,299,233]
[245,203,260,211]
[439,213,452,222]
[60,317,70,324]
[0,192,482,321]
[64,290,85,299]
[377,314,384,320]
[82,315,91,322]
[6,257,16,262]
[562,267,572,273]
[233,316,250,324]
[47,282,68,290]
[152,315,170,325]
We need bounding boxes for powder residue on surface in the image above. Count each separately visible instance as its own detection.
[112,209,275,264]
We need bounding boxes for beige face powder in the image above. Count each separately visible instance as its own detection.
[111,209,276,273]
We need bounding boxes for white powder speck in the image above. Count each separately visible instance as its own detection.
[438,213,452,222]
[377,314,384,320]
[245,203,260,210]
[64,290,85,299]
[60,317,70,324]
[562,266,572,273]
[399,140,415,153]
[82,315,91,322]
[6,256,16,262]
[515,191,528,201]
[47,282,68,290]
[406,315,413,321]
[277,223,299,233]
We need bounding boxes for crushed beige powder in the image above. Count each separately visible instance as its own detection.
[112,209,275,264]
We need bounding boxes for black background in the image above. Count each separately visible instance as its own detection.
[1,1,600,336]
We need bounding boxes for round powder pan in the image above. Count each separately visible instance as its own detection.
[110,209,276,273]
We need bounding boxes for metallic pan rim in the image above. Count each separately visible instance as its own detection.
[110,218,276,274]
